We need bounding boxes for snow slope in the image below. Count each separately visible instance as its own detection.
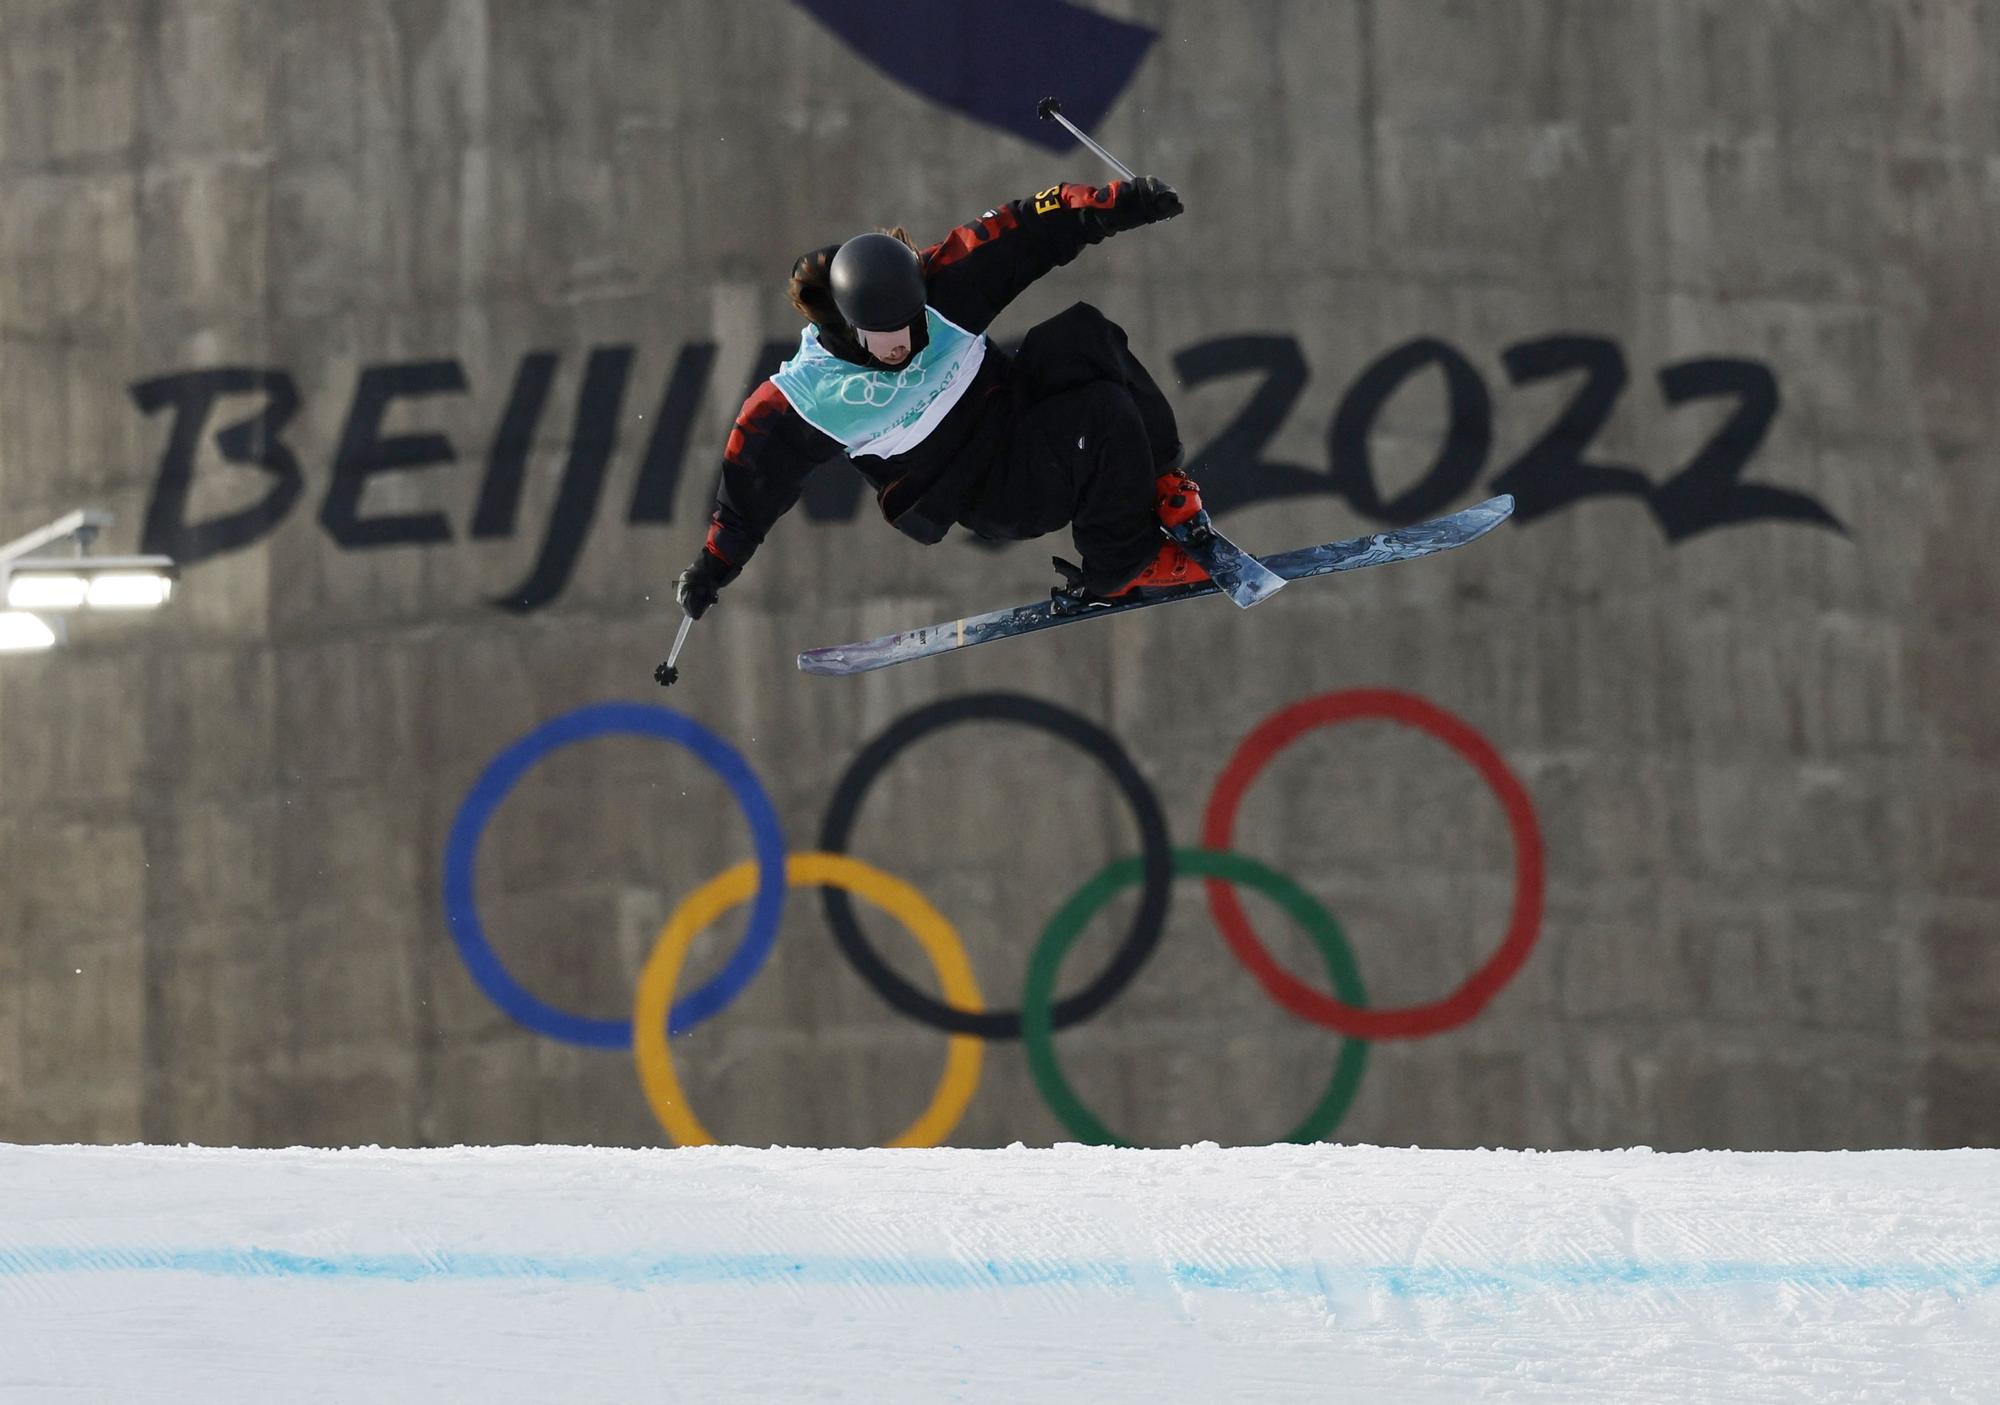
[2,1143,1996,1402]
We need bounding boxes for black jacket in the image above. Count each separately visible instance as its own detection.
[702,180,1158,568]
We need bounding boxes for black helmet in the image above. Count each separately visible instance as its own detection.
[829,233,925,332]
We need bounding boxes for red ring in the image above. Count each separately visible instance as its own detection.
[1201,689,1545,1040]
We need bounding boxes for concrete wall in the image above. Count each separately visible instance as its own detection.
[1,0,1994,1151]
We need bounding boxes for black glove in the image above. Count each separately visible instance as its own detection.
[675,547,740,620]
[1106,175,1183,233]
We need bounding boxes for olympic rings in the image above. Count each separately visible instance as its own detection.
[442,687,1546,1145]
[633,853,983,1148]
[442,701,787,1047]
[1022,849,1371,1147]
[1201,688,1546,1040]
[836,363,927,406]
[818,692,1173,1040]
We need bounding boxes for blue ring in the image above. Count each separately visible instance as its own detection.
[442,701,786,1047]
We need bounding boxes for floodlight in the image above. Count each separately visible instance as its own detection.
[6,573,88,610]
[4,558,177,612]
[0,511,179,652]
[85,570,175,609]
[0,611,57,653]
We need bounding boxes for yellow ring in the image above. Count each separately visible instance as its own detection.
[634,852,985,1147]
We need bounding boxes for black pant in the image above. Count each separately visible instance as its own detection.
[958,303,1183,594]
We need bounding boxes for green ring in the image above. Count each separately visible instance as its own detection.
[1022,848,1370,1146]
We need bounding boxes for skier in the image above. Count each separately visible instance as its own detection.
[673,177,1209,624]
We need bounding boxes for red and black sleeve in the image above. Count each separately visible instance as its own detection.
[703,380,843,571]
[920,181,1145,334]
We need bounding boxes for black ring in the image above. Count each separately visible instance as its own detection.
[819,692,1173,1039]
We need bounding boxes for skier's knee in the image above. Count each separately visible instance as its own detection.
[1061,380,1143,445]
[1051,300,1114,333]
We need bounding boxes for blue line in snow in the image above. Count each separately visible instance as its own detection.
[2,1246,1998,1299]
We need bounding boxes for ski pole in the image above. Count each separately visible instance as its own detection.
[1036,97,1137,182]
[654,613,694,687]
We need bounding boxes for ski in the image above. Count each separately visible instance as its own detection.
[797,494,1514,677]
[1169,512,1285,608]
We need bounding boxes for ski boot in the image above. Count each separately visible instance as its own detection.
[1154,469,1206,532]
[1154,468,1287,609]
[1050,473,1213,614]
[1123,471,1215,590]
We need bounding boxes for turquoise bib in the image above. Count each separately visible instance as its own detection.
[771,307,987,459]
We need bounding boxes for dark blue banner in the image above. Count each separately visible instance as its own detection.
[790,0,1156,151]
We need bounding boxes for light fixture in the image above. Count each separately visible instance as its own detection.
[4,558,177,613]
[85,571,175,609]
[0,511,178,653]
[0,611,58,653]
[5,573,88,610]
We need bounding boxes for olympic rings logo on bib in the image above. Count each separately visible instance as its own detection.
[836,363,927,407]
[442,690,1545,1148]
